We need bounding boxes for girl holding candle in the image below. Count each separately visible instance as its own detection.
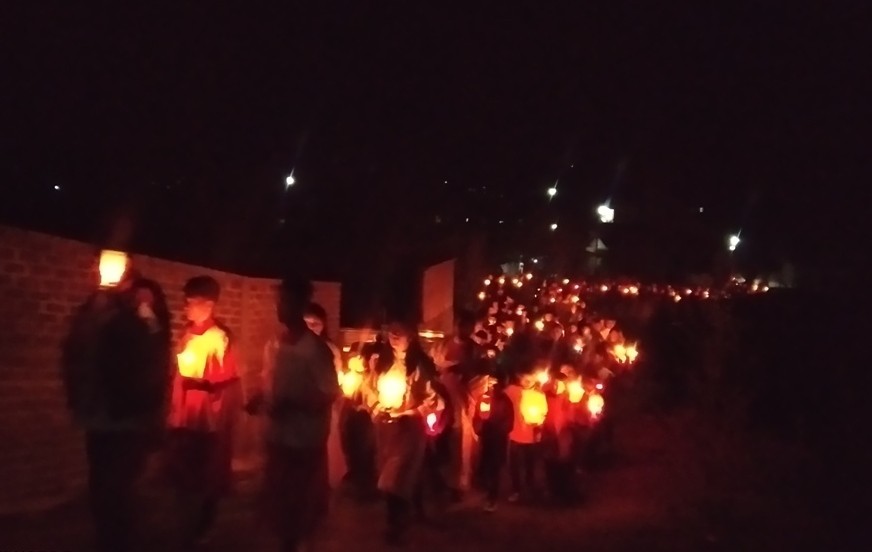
[362,321,441,545]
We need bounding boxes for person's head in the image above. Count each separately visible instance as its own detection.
[605,319,616,330]
[303,302,329,337]
[278,275,314,328]
[183,276,220,324]
[387,321,415,354]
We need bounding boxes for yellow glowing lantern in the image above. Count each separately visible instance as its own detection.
[587,393,605,418]
[555,380,566,395]
[570,295,580,304]
[98,250,128,288]
[525,273,533,280]
[562,278,570,285]
[573,342,583,353]
[377,371,407,410]
[535,369,550,386]
[505,326,514,337]
[484,278,492,286]
[177,327,227,379]
[339,370,363,398]
[534,319,545,332]
[626,343,639,363]
[477,291,486,300]
[520,388,548,425]
[347,355,365,373]
[600,284,609,292]
[498,276,506,286]
[674,295,682,303]
[613,343,627,363]
[478,391,492,419]
[567,379,585,403]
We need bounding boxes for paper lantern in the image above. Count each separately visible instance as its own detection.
[339,370,363,398]
[98,250,128,288]
[567,379,585,404]
[177,327,226,379]
[587,393,605,418]
[377,372,407,410]
[520,388,548,425]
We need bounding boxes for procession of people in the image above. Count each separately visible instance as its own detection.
[61,252,643,551]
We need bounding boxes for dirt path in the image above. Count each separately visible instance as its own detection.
[0,413,831,551]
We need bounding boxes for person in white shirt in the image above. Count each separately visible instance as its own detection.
[246,276,339,552]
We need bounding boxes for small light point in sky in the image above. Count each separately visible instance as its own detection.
[53,185,60,190]
[547,187,557,198]
[550,222,558,231]
[285,174,295,188]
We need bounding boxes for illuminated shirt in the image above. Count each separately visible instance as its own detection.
[263,330,339,448]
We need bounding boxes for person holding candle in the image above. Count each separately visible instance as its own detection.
[62,256,171,552]
[504,367,546,503]
[165,276,242,549]
[362,321,441,545]
[247,275,339,552]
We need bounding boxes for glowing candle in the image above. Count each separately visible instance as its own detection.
[587,393,605,418]
[98,250,128,288]
[567,379,585,403]
[520,388,548,425]
[377,372,407,410]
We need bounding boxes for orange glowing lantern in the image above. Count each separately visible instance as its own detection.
[98,250,128,288]
[377,371,407,410]
[477,291,486,300]
[534,319,545,332]
[520,388,548,425]
[567,379,585,403]
[498,276,506,286]
[535,369,550,386]
[587,393,605,418]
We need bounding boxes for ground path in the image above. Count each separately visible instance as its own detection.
[0,412,829,552]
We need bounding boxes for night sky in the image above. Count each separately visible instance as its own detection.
[2,3,868,286]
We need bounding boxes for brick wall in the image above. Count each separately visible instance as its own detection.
[0,224,340,514]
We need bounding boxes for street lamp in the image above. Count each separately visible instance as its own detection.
[550,222,558,231]
[547,186,557,199]
[285,174,296,188]
[727,234,740,252]
[597,204,614,223]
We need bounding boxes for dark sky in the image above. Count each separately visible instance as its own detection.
[2,3,868,279]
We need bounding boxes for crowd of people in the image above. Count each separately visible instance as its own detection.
[60,252,642,552]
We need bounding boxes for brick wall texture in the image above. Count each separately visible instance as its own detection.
[0,224,340,514]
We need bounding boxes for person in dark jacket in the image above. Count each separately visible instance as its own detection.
[62,262,171,552]
[474,383,514,512]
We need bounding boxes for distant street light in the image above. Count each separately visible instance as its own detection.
[550,222,558,231]
[285,174,296,188]
[597,204,614,223]
[728,234,741,252]
[547,186,557,199]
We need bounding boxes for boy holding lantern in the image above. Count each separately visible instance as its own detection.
[165,276,242,549]
[504,368,548,503]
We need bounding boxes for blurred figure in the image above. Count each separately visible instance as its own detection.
[165,276,242,549]
[62,257,171,552]
[363,322,441,545]
[473,380,513,512]
[304,302,348,492]
[248,276,339,552]
[504,370,543,503]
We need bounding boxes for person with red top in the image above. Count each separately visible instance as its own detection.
[165,276,242,549]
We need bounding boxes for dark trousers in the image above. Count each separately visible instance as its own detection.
[85,430,151,552]
[413,439,448,517]
[385,493,410,539]
[479,433,509,502]
[508,441,539,496]
[544,459,575,503]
